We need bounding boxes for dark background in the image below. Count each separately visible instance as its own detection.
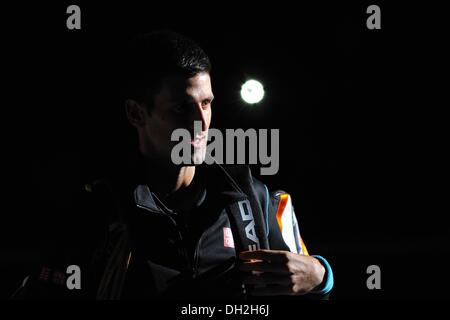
[2,1,448,299]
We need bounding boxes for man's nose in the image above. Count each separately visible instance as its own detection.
[189,103,208,132]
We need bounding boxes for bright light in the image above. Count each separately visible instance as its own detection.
[240,79,264,104]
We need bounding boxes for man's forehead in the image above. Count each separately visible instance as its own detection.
[160,72,213,101]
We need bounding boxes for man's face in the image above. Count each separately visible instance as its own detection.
[137,72,213,165]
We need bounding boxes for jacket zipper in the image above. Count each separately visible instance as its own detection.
[136,204,191,269]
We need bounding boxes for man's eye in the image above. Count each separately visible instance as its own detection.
[172,104,187,114]
[201,100,211,108]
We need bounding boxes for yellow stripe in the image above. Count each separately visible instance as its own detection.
[126,251,132,269]
[301,239,309,256]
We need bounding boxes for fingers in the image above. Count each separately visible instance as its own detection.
[238,250,320,296]
[239,250,291,263]
[239,261,290,274]
[241,273,293,286]
[238,250,293,274]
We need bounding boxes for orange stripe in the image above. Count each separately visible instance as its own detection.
[276,194,289,232]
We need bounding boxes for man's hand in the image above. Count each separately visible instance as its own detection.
[239,249,325,296]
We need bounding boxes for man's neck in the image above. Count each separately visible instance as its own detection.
[144,162,203,214]
[143,159,196,198]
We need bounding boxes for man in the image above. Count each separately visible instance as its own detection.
[13,31,333,299]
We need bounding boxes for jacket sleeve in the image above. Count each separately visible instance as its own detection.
[266,187,334,296]
[10,181,111,300]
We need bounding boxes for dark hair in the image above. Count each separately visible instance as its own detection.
[122,30,211,110]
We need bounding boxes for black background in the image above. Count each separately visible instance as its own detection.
[1,1,449,299]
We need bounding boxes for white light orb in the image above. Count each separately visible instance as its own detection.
[240,79,264,104]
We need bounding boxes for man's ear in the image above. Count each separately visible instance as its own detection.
[125,99,147,128]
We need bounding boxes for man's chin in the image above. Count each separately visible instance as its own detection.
[192,147,207,165]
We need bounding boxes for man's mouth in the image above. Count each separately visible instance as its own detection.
[190,136,206,148]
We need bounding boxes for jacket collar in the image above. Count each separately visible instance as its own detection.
[134,184,161,213]
[131,163,247,217]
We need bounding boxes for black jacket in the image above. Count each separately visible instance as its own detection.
[12,163,332,300]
